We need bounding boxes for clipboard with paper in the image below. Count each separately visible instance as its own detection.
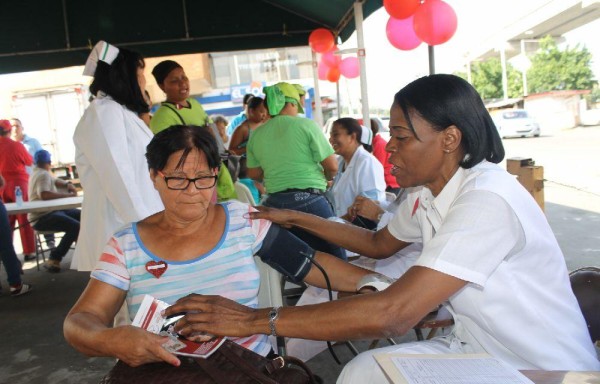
[374,353,534,384]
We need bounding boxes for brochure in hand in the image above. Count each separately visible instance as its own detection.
[132,294,226,358]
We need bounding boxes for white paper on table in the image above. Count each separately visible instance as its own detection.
[374,353,534,384]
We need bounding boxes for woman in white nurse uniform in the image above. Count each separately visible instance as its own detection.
[72,41,163,272]
[164,75,600,383]
[328,117,386,221]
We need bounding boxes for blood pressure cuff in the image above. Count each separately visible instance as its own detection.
[256,224,315,284]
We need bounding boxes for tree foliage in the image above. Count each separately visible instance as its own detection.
[456,58,522,100]
[527,36,596,93]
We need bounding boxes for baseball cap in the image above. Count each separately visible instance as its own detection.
[0,119,11,133]
[34,149,52,164]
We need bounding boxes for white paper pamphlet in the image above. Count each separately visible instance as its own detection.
[132,294,226,358]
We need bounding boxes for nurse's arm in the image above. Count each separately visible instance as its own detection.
[249,207,407,258]
[168,266,466,342]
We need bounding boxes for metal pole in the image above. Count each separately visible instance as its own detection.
[428,45,435,75]
[520,40,528,97]
[354,1,370,130]
[500,44,508,100]
[336,80,341,117]
[311,51,324,127]
[466,57,472,84]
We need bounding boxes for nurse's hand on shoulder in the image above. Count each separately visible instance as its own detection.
[244,206,295,228]
[108,325,180,367]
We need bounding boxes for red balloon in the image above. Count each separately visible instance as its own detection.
[340,57,360,78]
[384,0,420,19]
[308,28,335,53]
[317,59,329,80]
[386,16,421,51]
[322,46,341,67]
[413,0,457,46]
[327,66,341,83]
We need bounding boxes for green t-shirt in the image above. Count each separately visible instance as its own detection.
[149,98,236,201]
[150,98,210,134]
[246,115,334,194]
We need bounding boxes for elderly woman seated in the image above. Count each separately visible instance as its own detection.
[63,125,378,367]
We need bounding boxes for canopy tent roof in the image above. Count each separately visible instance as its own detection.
[0,0,382,75]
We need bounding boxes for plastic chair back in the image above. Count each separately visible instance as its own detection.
[570,266,600,343]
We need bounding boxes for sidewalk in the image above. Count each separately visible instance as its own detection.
[1,180,599,383]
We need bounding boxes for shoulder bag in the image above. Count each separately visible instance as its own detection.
[100,339,320,384]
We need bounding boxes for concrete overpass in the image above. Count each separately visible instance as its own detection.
[464,0,600,98]
[467,0,600,62]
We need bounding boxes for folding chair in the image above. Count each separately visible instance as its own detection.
[34,230,62,271]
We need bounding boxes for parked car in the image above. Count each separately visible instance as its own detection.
[491,109,541,138]
[323,115,390,141]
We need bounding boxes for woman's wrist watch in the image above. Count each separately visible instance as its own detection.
[268,306,281,336]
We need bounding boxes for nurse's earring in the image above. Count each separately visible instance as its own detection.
[443,149,450,153]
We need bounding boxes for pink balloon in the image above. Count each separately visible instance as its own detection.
[318,59,329,80]
[413,0,457,46]
[322,46,341,67]
[340,57,360,78]
[386,16,421,51]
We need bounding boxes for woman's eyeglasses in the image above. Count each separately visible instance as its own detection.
[157,171,218,190]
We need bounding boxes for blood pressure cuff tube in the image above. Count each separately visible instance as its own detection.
[256,224,315,284]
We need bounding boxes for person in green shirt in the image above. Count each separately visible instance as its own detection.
[150,60,236,202]
[246,82,345,260]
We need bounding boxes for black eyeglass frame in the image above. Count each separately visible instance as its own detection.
[157,170,218,190]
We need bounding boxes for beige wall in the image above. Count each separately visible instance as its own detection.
[0,52,213,117]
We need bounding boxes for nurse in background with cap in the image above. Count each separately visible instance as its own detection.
[72,41,163,272]
[246,82,346,260]
[328,117,386,226]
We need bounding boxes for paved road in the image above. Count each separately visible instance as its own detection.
[499,125,600,270]
[500,125,600,212]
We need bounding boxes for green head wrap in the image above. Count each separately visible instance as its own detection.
[263,82,304,116]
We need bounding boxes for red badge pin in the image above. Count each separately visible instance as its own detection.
[411,198,420,217]
[145,260,168,278]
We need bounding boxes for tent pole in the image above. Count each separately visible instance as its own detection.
[428,45,435,74]
[311,51,324,127]
[354,1,370,130]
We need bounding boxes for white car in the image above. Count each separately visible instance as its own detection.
[491,109,541,138]
[323,115,390,141]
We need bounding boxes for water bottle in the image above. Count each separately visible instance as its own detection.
[15,186,23,207]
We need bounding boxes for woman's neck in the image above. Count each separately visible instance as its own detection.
[167,99,189,109]
[341,144,360,164]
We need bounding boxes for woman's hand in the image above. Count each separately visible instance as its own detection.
[165,294,260,342]
[106,326,181,367]
[244,206,296,228]
[348,196,384,222]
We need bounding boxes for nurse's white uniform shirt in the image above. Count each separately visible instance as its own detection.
[330,146,386,217]
[72,94,164,271]
[387,161,599,370]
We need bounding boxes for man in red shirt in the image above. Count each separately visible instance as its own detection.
[0,119,35,259]
[371,119,401,195]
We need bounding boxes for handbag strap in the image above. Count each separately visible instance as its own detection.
[162,103,187,125]
[276,356,319,384]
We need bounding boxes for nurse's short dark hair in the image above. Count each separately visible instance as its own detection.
[393,74,504,168]
[146,125,221,172]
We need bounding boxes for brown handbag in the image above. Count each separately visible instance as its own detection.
[100,339,320,384]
